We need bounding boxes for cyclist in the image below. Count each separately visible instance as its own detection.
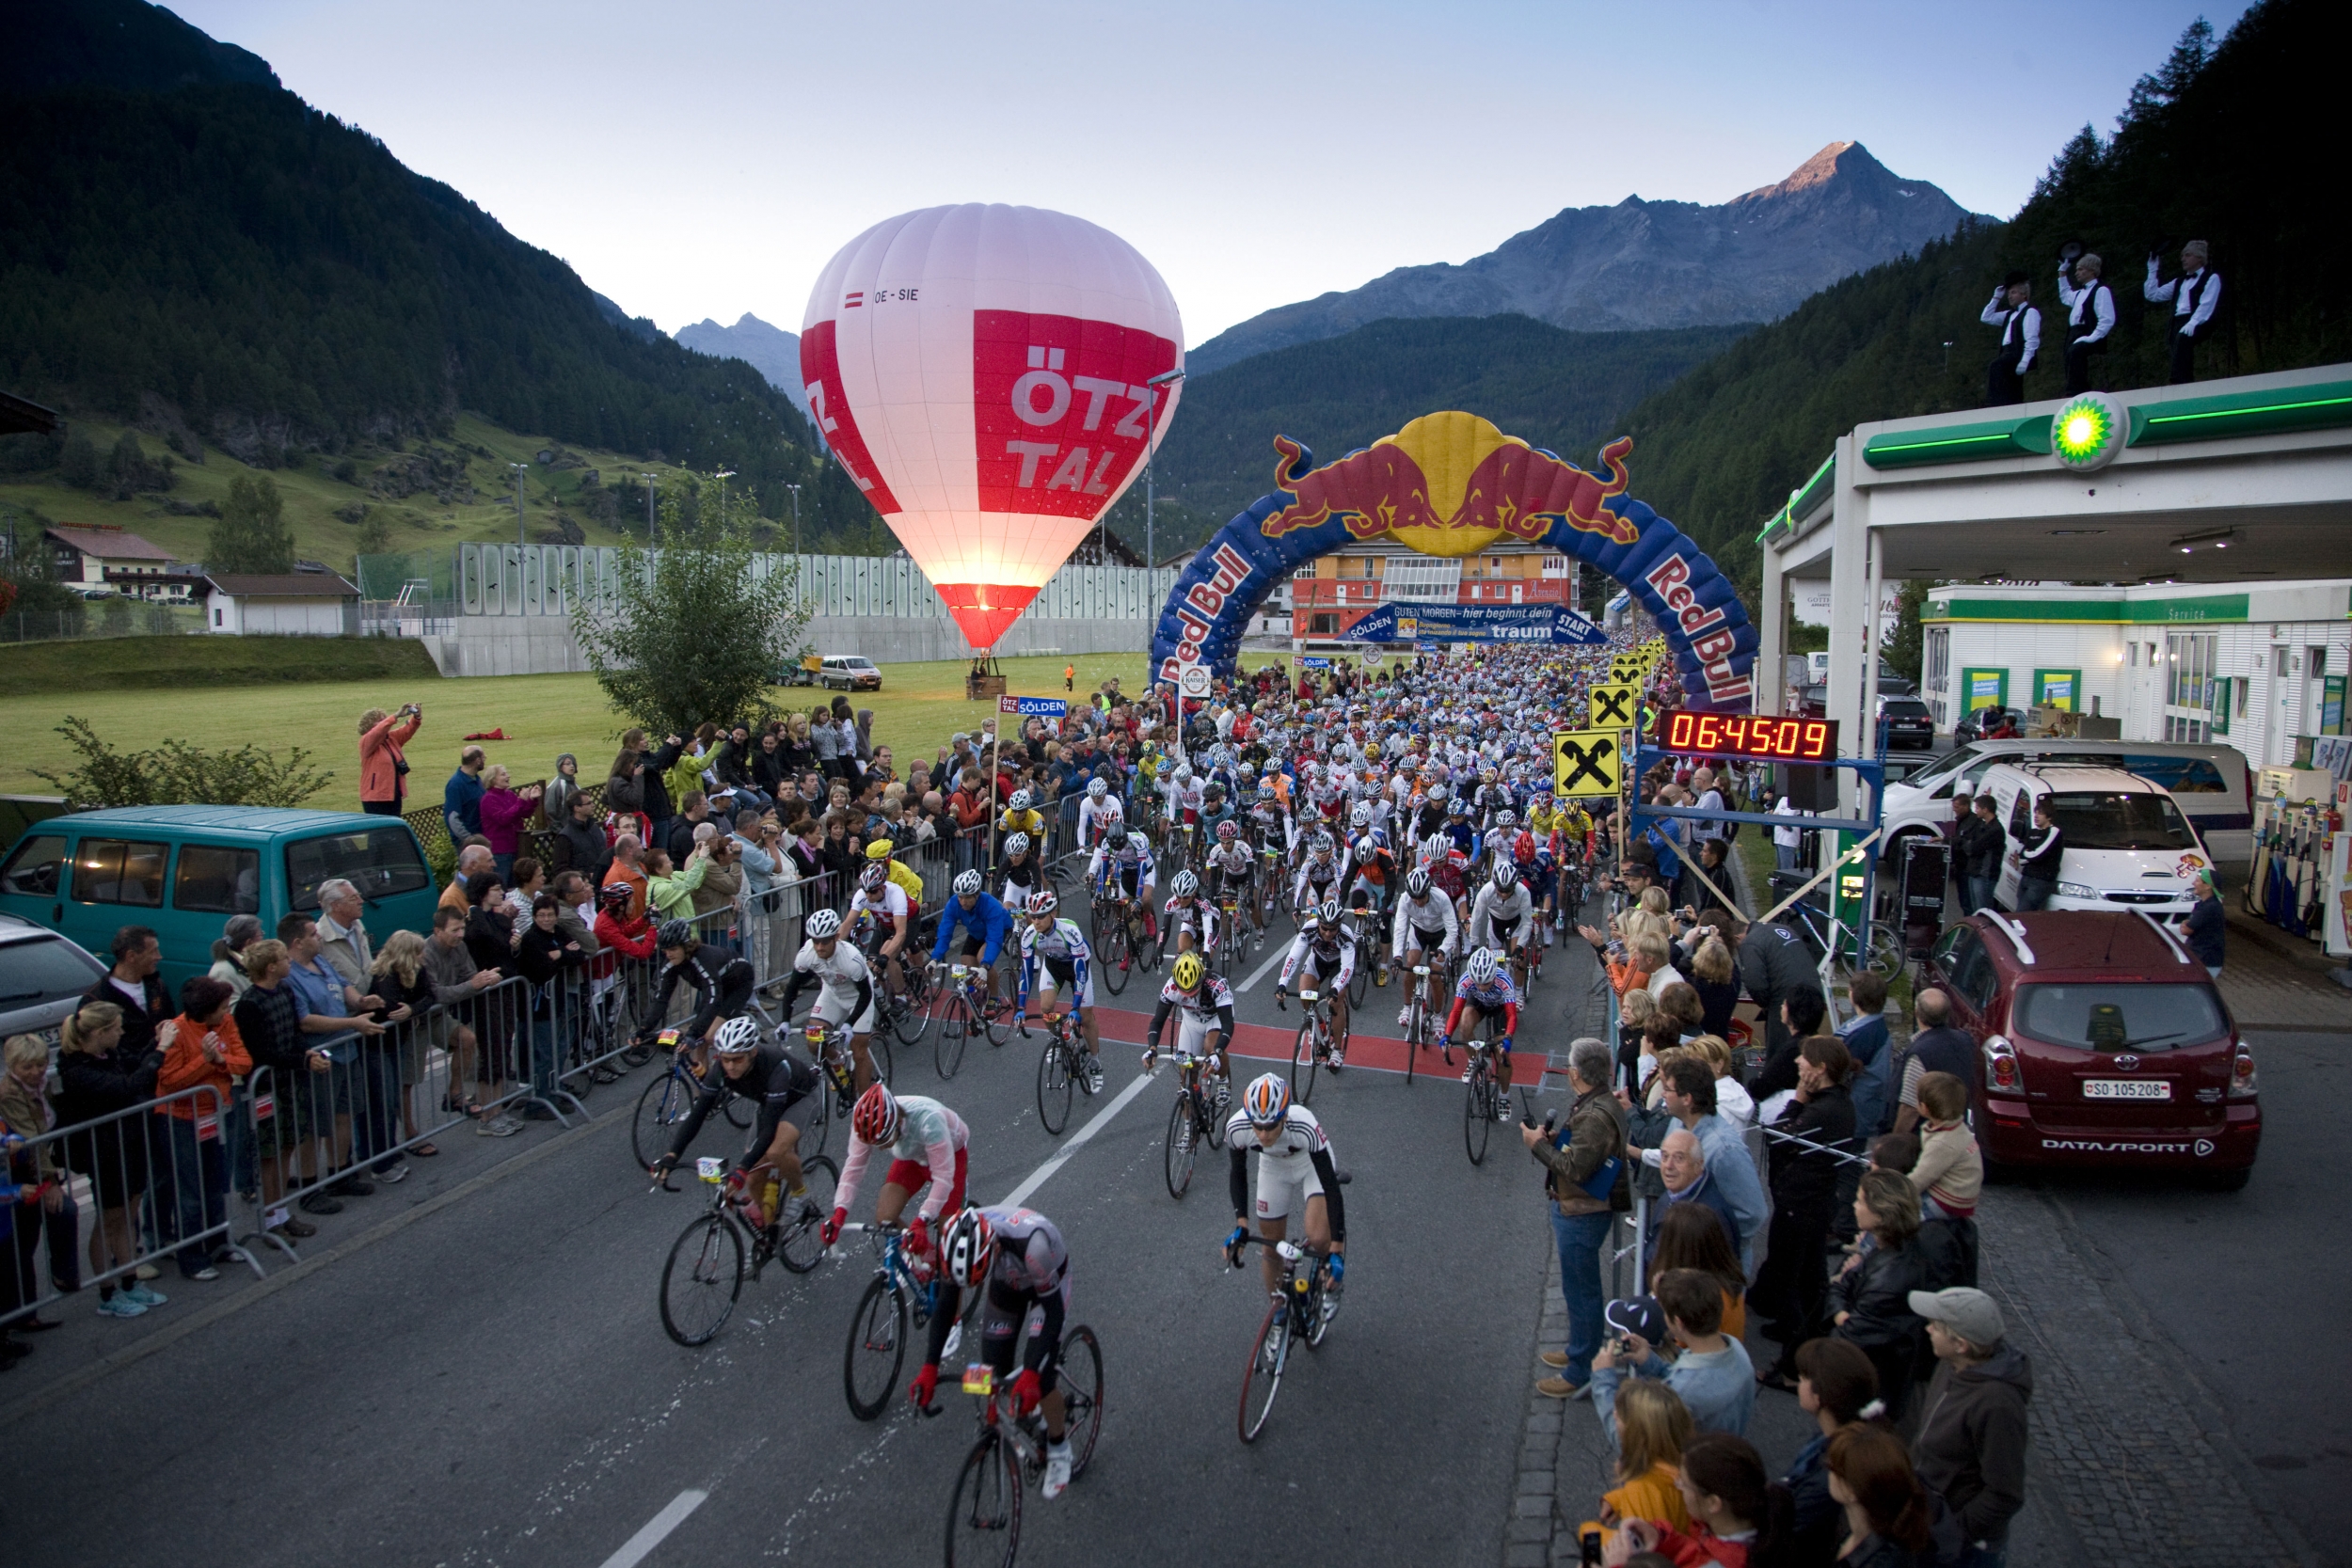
[1161,869,1217,960]
[822,1083,971,1259]
[1274,899,1355,1068]
[1200,819,1263,950]
[1248,780,1295,859]
[1391,866,1460,1027]
[1221,1073,1346,1300]
[1422,831,1471,922]
[1290,830,1344,915]
[996,787,1046,850]
[850,860,914,1000]
[1438,946,1521,1114]
[1144,950,1235,1085]
[1162,763,1205,832]
[1442,799,1481,865]
[636,920,755,1057]
[1015,889,1104,1095]
[1078,785,1124,854]
[1198,781,1235,842]
[931,868,1013,1006]
[778,908,882,1094]
[997,831,1045,911]
[909,1206,1082,1499]
[863,837,927,909]
[1087,829,1159,950]
[1468,861,1535,977]
[647,1015,822,1232]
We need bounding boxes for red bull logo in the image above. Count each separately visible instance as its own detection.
[1258,412,1641,556]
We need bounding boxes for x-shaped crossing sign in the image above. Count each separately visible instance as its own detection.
[1553,728,1623,799]
[1589,683,1638,729]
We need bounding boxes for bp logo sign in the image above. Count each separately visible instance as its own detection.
[2052,390,2125,472]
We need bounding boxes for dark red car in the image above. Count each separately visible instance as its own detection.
[1918,910,2259,1186]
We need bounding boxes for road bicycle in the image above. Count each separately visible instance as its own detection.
[799,1013,890,1143]
[1396,957,1447,1085]
[1256,834,1286,930]
[1213,889,1248,979]
[1343,902,1384,1007]
[1450,1020,1518,1167]
[1231,1234,1342,1444]
[838,1221,975,1421]
[1280,986,1342,1106]
[653,1150,838,1346]
[1160,1045,1229,1199]
[1089,881,1135,998]
[932,1326,1105,1568]
[862,925,937,1050]
[928,960,1012,1079]
[1786,892,1908,990]
[630,1026,755,1171]
[1025,1006,1096,1135]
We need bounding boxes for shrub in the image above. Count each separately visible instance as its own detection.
[33,716,336,809]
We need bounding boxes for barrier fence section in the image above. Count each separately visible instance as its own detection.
[3,1084,257,1329]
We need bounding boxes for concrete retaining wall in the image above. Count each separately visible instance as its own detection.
[419,612,1153,678]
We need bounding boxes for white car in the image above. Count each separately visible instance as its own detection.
[1882,739,2251,867]
[1975,763,2211,916]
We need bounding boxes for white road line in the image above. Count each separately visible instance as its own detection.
[596,1489,707,1568]
[997,1069,1159,1211]
[1233,939,1290,992]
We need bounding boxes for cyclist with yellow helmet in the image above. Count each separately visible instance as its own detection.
[1144,950,1235,1087]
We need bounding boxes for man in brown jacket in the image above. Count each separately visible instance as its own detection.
[1521,1037,1626,1399]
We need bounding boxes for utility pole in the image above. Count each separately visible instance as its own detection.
[1143,366,1185,586]
[508,462,527,547]
[641,471,658,546]
[786,483,802,558]
[714,469,737,543]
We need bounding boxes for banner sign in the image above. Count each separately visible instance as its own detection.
[1341,602,1607,646]
[998,694,1068,718]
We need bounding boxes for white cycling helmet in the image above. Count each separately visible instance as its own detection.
[1009,789,1033,812]
[1405,867,1433,898]
[1087,777,1109,799]
[1102,799,1124,820]
[1350,802,1372,829]
[712,1015,762,1055]
[1465,947,1501,984]
[1170,870,1200,897]
[805,908,843,941]
[952,869,984,897]
[1004,832,1031,856]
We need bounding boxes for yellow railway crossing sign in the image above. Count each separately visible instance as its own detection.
[1553,729,1624,799]
[1588,683,1640,729]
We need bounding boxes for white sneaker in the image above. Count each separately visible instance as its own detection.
[1396,1005,1412,1027]
[1042,1439,1073,1499]
[1085,1060,1105,1095]
[1461,1063,1474,1083]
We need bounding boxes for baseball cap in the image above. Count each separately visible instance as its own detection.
[1603,1295,1668,1346]
[1908,1286,2004,1347]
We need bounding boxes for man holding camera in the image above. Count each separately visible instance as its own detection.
[2055,249,2116,395]
[2146,239,2221,384]
[1979,271,2041,406]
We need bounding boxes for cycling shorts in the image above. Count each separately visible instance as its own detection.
[1035,967,1096,1010]
[1487,914,1524,948]
[882,1145,969,1212]
[1459,1002,1512,1053]
[979,1272,1072,1395]
[815,990,881,1036]
[1254,1152,1325,1223]
[1294,950,1347,989]
[1405,925,1454,958]
[1173,1010,1221,1057]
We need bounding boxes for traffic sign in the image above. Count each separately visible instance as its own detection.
[999,694,1069,718]
[1589,683,1639,729]
[1176,665,1212,699]
[1553,729,1624,799]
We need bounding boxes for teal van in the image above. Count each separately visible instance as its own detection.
[0,807,439,993]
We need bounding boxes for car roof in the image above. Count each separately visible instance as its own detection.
[24,806,397,844]
[1981,764,2162,792]
[1974,910,2203,978]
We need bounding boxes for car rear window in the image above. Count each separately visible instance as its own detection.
[0,936,104,1009]
[2012,982,2227,1052]
[1884,701,1929,718]
[2048,791,2199,851]
[285,828,431,911]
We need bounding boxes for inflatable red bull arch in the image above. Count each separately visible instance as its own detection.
[1151,411,1756,711]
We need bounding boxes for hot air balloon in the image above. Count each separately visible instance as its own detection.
[800,204,1184,651]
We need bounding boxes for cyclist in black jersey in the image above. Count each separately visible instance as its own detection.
[648,1016,822,1231]
[636,923,755,1056]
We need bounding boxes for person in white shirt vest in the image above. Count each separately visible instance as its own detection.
[2145,240,2221,385]
[1979,271,2040,406]
[2055,250,2116,396]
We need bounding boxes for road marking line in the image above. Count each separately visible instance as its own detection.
[1233,940,1289,992]
[997,1069,1158,1211]
[597,1489,708,1568]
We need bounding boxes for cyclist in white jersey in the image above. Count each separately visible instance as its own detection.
[1275,900,1356,1063]
[1391,865,1461,1025]
[1143,950,1235,1084]
[1467,862,1535,964]
[1222,1073,1347,1297]
[1199,820,1263,947]
[778,908,881,1092]
[1015,889,1104,1094]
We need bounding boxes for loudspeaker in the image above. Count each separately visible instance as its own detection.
[1780,763,1835,812]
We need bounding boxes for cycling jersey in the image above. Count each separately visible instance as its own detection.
[835,1092,970,1221]
[1147,970,1237,1050]
[1201,840,1256,885]
[1391,890,1461,959]
[1278,928,1357,992]
[1017,917,1095,1010]
[1446,970,1522,1042]
[850,882,913,928]
[1086,838,1156,890]
[649,943,755,1039]
[1164,779,1205,822]
[1076,796,1123,849]
[996,808,1046,843]
[780,938,878,1031]
[931,891,1013,966]
[998,856,1043,907]
[922,1205,1073,1394]
[1223,1104,1346,1239]
[1468,882,1534,951]
[660,1044,820,1170]
[1292,855,1343,910]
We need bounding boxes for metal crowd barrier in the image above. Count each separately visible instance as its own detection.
[3,1083,261,1327]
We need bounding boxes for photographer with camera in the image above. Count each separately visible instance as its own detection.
[1979,272,2041,406]
[2054,246,2116,395]
[2146,239,2221,384]
[358,703,423,817]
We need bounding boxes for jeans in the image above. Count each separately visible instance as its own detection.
[2014,877,2056,911]
[1552,1207,1614,1387]
[163,1117,228,1276]
[356,1044,404,1170]
[1962,875,1994,914]
[1956,1543,2007,1568]
[1775,843,1799,872]
[528,1002,559,1099]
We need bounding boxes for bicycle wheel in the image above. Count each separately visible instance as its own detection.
[775,1155,837,1275]
[658,1212,743,1347]
[945,1428,1022,1568]
[1037,1037,1074,1134]
[631,1069,689,1171]
[1058,1323,1105,1479]
[1308,1265,1341,1347]
[1164,1093,1198,1198]
[981,995,1013,1048]
[843,1274,908,1420]
[870,1029,896,1087]
[1099,919,1131,997]
[935,996,969,1080]
[1464,1064,1492,1165]
[1289,1022,1320,1106]
[1403,995,1422,1086]
[803,1066,833,1159]
[1238,1297,1287,1444]
[890,987,933,1050]
[1348,956,1370,1009]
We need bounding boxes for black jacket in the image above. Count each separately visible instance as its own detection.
[1766,1083,1854,1212]
[82,974,174,1059]
[53,1042,163,1180]
[1737,921,1813,1009]
[1913,1344,2034,1544]
[551,816,612,887]
[1955,816,2005,879]
[2015,821,2064,881]
[640,739,685,821]
[1829,1236,1928,1351]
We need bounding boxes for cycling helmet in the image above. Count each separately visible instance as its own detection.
[712,1015,762,1055]
[1172,951,1206,990]
[864,839,895,862]
[1422,834,1451,861]
[805,908,844,941]
[1492,863,1518,892]
[1004,832,1031,856]
[860,862,889,891]
[656,918,695,950]
[1026,888,1059,917]
[1216,820,1239,842]
[1087,777,1108,799]
[1009,789,1033,812]
[1318,898,1343,927]
[1350,802,1371,829]
[1311,832,1335,858]
[1494,809,1518,830]
[938,1206,995,1288]
[1126,831,1149,853]
[952,869,983,897]
[1405,867,1433,898]
[851,1084,902,1146]
[1257,784,1277,802]
[1173,765,1193,784]
[597,880,635,911]
[1101,799,1124,820]
[1170,870,1199,897]
[1464,947,1501,984]
[1242,1071,1292,1128]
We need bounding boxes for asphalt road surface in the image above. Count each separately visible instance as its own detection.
[3,910,1604,1568]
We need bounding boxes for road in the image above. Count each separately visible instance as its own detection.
[2,912,1607,1568]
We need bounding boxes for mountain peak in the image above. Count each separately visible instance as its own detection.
[1740,140,1871,201]
[672,313,809,420]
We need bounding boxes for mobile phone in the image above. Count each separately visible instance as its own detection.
[1580,1528,1603,1566]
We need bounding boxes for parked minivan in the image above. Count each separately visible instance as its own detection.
[1974,764,2210,916]
[0,807,439,994]
[1882,738,2252,865]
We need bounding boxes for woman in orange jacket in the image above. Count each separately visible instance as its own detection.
[154,976,251,1281]
[359,705,424,817]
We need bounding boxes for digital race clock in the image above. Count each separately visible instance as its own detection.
[1660,709,1839,761]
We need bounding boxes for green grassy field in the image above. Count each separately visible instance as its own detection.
[0,650,1167,801]
[0,632,443,693]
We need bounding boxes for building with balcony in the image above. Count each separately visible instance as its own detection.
[1279,541,1577,641]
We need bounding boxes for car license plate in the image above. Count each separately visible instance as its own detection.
[2084,1080,2170,1100]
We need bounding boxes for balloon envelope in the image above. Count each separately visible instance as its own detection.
[801,204,1184,650]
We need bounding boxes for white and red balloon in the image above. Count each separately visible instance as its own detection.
[801,204,1184,651]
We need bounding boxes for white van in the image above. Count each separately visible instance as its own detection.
[1882,739,2252,865]
[1974,763,2211,916]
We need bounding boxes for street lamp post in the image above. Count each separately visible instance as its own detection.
[786,483,802,557]
[508,462,527,547]
[641,471,658,545]
[1143,366,1186,589]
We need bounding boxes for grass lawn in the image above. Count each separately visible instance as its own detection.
[0,650,1189,801]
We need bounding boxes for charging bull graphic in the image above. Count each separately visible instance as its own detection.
[1152,410,1755,711]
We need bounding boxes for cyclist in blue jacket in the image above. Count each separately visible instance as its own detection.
[932,869,1013,1006]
